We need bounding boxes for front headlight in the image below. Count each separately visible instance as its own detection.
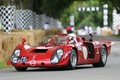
[50,49,64,64]
[56,49,64,59]
[14,49,21,57]
[10,49,21,64]
[11,57,18,63]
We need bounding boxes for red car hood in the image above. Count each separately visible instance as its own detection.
[21,45,65,60]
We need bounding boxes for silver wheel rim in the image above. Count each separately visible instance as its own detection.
[101,49,107,64]
[70,51,77,67]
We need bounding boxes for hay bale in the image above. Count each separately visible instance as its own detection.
[32,29,46,45]
[0,39,2,52]
[0,39,3,62]
[1,34,15,56]
[25,31,35,46]
[101,29,112,36]
[10,32,30,44]
[0,29,4,33]
[11,29,23,32]
[0,51,3,62]
[45,28,61,35]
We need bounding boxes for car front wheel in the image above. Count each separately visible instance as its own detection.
[15,67,28,71]
[66,49,77,70]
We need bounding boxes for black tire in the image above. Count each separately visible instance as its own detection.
[15,67,27,71]
[66,49,77,70]
[92,46,107,67]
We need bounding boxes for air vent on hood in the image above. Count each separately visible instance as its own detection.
[34,49,48,53]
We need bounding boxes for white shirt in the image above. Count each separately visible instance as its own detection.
[43,24,50,30]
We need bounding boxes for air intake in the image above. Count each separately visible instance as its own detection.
[34,49,48,53]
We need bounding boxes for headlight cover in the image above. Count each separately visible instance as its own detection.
[50,49,64,64]
[10,49,21,64]
[14,49,21,57]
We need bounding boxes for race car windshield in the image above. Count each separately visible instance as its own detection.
[39,35,67,45]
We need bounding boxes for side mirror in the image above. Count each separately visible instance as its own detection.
[89,33,93,37]
[89,33,93,42]
[22,38,26,45]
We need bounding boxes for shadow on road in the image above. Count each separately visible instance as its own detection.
[10,65,96,72]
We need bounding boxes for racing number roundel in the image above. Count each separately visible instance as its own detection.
[82,46,88,59]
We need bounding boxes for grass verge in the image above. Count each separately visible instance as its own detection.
[0,61,12,69]
[115,34,120,37]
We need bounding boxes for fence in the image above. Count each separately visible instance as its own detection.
[113,9,120,29]
[0,6,15,33]
[112,9,120,35]
[0,6,61,33]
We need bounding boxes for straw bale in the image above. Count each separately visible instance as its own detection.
[0,51,3,62]
[11,29,23,32]
[0,35,12,61]
[11,32,30,44]
[1,34,18,55]
[45,28,61,35]
[32,29,46,45]
[25,31,35,46]
[0,39,2,52]
[0,39,3,62]
[0,29,4,33]
[101,29,112,36]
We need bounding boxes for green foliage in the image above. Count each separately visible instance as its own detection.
[98,0,120,13]
[60,0,104,29]
[1,0,11,6]
[14,0,34,9]
[34,0,73,18]
[0,0,2,5]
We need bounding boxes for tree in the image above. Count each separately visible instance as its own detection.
[33,0,73,18]
[98,0,120,13]
[60,0,104,28]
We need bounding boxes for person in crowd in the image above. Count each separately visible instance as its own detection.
[43,22,50,30]
[66,25,73,34]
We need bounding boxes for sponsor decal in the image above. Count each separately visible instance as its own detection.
[82,46,88,59]
[30,60,36,66]
[30,56,36,66]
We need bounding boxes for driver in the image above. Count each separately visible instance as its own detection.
[67,31,77,44]
[68,32,84,51]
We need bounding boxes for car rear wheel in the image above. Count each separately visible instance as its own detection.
[15,67,27,71]
[92,46,107,67]
[66,49,77,70]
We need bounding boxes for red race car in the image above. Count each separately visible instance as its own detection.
[7,33,113,71]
